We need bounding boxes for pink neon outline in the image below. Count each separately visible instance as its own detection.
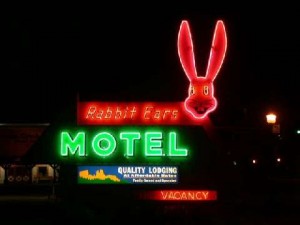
[177,20,198,81]
[184,92,217,119]
[206,20,227,81]
[178,20,227,119]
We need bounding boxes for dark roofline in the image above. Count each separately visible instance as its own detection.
[0,123,50,127]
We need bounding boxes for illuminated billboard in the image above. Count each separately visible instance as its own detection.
[54,20,227,195]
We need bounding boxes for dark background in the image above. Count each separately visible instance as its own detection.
[2,7,300,129]
[1,7,300,224]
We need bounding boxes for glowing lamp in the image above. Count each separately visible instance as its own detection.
[277,157,281,162]
[266,113,276,124]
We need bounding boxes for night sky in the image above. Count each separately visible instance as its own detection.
[2,8,300,128]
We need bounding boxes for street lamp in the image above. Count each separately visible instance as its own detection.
[266,113,276,124]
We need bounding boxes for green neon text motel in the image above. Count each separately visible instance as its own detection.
[60,131,188,158]
[61,132,86,156]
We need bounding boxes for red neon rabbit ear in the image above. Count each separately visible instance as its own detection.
[178,20,198,81]
[205,20,227,81]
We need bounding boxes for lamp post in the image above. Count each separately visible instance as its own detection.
[264,112,282,178]
[266,113,280,134]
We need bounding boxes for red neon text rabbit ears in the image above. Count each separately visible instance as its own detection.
[178,20,227,81]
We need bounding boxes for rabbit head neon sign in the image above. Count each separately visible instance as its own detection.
[178,20,227,119]
[77,20,227,125]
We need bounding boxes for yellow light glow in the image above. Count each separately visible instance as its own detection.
[266,113,276,124]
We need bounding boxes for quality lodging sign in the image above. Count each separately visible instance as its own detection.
[78,166,178,184]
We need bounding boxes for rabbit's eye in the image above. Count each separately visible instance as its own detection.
[189,86,195,95]
[203,86,209,95]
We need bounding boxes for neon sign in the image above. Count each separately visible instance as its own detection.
[77,20,227,125]
[139,190,217,201]
[60,130,188,158]
[178,20,227,119]
[78,102,202,125]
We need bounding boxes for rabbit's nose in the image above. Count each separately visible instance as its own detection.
[195,106,209,114]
